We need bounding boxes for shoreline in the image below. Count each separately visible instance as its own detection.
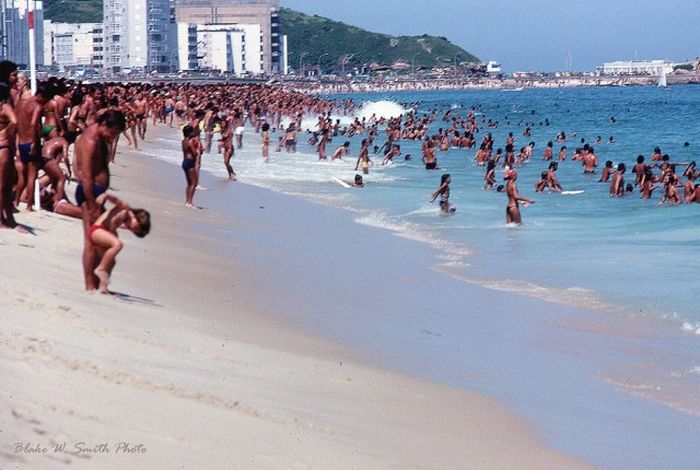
[0,126,592,469]
[138,123,700,469]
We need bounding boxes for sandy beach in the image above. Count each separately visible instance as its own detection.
[0,126,591,469]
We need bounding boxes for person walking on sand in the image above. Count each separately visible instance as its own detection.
[88,192,150,293]
[74,110,126,291]
[182,125,201,207]
[504,169,534,225]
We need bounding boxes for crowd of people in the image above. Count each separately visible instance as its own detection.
[1,59,697,293]
[298,103,698,222]
[0,60,340,292]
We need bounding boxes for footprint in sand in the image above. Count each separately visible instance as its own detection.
[12,407,41,425]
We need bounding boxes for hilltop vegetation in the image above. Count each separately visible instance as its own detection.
[41,3,480,71]
[43,0,102,23]
[279,8,479,72]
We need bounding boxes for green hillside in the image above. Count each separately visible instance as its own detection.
[279,7,479,72]
[41,3,481,71]
[43,0,102,23]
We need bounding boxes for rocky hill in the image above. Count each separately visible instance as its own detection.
[279,8,479,72]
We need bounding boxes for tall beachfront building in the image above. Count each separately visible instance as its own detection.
[103,0,171,73]
[174,0,282,74]
[176,23,264,75]
[0,0,45,68]
[43,22,101,70]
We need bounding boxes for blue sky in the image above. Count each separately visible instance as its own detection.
[280,0,700,72]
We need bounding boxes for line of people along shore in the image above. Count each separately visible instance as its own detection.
[0,61,355,291]
[1,60,697,290]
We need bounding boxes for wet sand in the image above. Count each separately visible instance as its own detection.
[0,127,591,469]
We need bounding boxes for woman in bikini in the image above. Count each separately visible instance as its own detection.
[41,91,60,139]
[67,89,87,133]
[431,173,455,214]
[88,193,150,293]
[505,169,534,225]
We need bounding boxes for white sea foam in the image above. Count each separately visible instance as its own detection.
[354,210,473,259]
[357,100,408,121]
[432,271,619,313]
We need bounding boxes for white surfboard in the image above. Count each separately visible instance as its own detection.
[561,190,584,195]
[332,177,352,188]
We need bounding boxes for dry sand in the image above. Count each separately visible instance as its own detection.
[0,127,591,469]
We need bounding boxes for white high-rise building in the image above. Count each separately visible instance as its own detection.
[174,0,282,73]
[103,0,170,73]
[43,21,101,70]
[176,23,262,75]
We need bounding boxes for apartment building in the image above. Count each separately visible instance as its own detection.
[103,0,171,73]
[174,0,282,73]
[43,21,101,69]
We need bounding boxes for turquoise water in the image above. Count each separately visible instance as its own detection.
[146,84,700,343]
[144,84,700,341]
[244,86,700,329]
[140,86,700,468]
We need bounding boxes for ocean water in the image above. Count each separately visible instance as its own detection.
[194,86,699,327]
[138,86,700,468]
[144,86,699,327]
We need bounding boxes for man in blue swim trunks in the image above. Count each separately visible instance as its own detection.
[74,110,126,291]
[14,83,50,211]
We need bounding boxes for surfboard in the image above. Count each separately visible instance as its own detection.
[561,190,584,195]
[332,177,351,188]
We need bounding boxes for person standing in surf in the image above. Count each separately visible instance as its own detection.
[261,122,270,162]
[610,163,626,197]
[504,169,534,225]
[430,173,455,214]
[423,139,439,170]
[355,139,371,175]
[219,119,236,181]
